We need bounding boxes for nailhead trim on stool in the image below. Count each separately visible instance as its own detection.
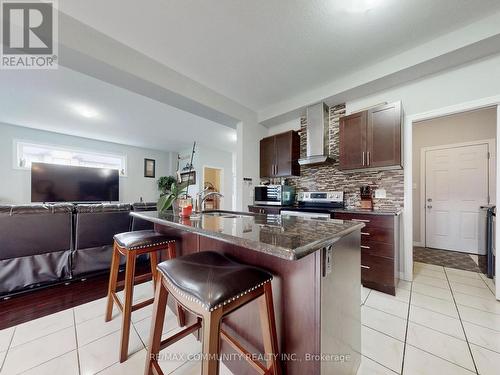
[128,240,175,250]
[162,275,273,312]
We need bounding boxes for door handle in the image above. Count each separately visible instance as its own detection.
[360,245,370,249]
[367,151,370,166]
[361,265,371,269]
[362,152,365,166]
[427,198,432,202]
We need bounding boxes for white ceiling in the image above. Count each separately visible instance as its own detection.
[0,67,237,152]
[59,0,500,112]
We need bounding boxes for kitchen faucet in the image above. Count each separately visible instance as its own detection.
[194,189,224,213]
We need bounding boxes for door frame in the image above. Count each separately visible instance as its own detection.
[202,165,225,203]
[419,139,495,249]
[404,95,500,300]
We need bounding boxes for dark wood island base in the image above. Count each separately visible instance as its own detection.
[151,220,362,375]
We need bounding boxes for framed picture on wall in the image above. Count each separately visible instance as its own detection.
[180,171,196,185]
[144,158,156,178]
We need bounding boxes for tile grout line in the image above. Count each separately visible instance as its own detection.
[361,323,406,344]
[5,321,75,350]
[73,308,82,375]
[360,352,400,375]
[403,342,478,374]
[0,326,15,373]
[443,267,479,375]
[478,273,496,296]
[400,277,413,374]
[363,302,409,321]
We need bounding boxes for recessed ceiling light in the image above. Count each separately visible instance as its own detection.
[71,103,99,119]
[345,0,383,13]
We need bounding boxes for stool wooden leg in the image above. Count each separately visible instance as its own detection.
[144,277,168,375]
[120,250,137,363]
[150,250,159,291]
[258,282,281,375]
[105,243,121,322]
[201,308,223,375]
[164,242,185,327]
[166,241,176,260]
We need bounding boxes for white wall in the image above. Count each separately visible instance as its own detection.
[412,108,497,244]
[264,53,500,288]
[179,145,234,210]
[339,54,500,290]
[267,118,301,136]
[346,53,500,116]
[237,121,268,210]
[0,122,175,204]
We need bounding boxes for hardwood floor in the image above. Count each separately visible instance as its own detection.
[0,265,150,330]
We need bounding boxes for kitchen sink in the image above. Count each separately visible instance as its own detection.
[202,210,256,218]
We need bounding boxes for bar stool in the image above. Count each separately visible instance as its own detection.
[144,251,281,375]
[105,230,185,362]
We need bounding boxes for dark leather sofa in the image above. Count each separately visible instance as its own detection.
[0,204,74,295]
[72,203,132,277]
[0,202,158,296]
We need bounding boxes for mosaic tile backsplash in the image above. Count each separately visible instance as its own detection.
[286,103,404,211]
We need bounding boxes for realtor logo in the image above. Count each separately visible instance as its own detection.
[1,0,58,69]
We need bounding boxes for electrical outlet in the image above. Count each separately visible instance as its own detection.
[374,189,386,199]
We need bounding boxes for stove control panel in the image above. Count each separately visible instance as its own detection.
[297,191,344,203]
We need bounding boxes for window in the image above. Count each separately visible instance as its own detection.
[15,141,127,176]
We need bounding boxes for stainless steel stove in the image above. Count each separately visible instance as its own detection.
[281,191,344,219]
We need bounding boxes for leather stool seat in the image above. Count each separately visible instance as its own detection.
[113,230,174,250]
[158,251,273,312]
[105,230,183,363]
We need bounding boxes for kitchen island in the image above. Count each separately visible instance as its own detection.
[131,210,363,375]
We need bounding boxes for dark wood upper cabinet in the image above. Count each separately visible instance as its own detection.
[367,102,402,168]
[339,101,402,170]
[260,136,275,178]
[260,131,300,178]
[339,111,367,170]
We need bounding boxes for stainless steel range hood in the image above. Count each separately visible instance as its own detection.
[298,102,331,165]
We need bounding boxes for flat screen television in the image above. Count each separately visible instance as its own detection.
[31,163,119,202]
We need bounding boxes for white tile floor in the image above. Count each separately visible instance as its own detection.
[358,262,500,375]
[0,263,498,374]
[0,281,231,375]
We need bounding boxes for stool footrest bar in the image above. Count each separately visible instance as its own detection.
[131,298,155,312]
[221,329,268,375]
[159,320,202,351]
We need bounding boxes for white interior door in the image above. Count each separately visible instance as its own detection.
[425,144,489,254]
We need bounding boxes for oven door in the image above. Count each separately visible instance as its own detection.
[281,210,331,220]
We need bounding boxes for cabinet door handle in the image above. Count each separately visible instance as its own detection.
[361,265,371,269]
[367,151,370,166]
[362,151,365,166]
[361,232,370,236]
[352,219,370,223]
[360,245,370,249]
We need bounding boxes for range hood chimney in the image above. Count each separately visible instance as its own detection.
[298,102,331,165]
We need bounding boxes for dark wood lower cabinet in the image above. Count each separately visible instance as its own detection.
[248,205,282,215]
[334,212,399,295]
[154,224,361,375]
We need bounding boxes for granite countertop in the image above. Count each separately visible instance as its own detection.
[331,208,402,216]
[251,204,402,216]
[131,210,364,261]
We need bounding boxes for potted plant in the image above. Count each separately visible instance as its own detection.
[157,181,189,214]
[157,176,177,196]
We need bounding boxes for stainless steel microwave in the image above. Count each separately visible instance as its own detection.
[254,185,295,206]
